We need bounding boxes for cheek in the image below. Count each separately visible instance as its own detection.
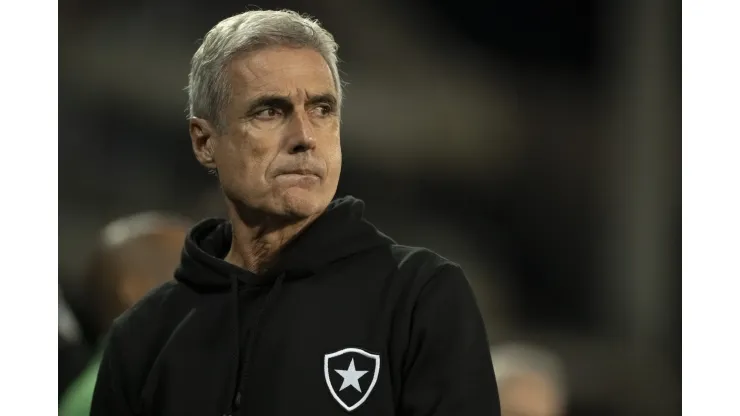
[219,134,273,179]
[328,136,342,175]
[321,128,342,166]
[328,144,342,175]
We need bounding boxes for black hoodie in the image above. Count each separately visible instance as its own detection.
[91,196,500,415]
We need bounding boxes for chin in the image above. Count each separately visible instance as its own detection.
[277,188,331,219]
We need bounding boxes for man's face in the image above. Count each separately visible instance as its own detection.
[192,46,341,220]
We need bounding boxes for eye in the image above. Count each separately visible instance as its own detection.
[310,104,335,117]
[253,107,281,120]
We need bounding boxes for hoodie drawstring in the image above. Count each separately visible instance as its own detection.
[226,272,287,415]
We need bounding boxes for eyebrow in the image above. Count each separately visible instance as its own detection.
[305,92,338,108]
[245,94,292,113]
[244,92,338,114]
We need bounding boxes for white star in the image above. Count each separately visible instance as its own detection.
[334,359,368,392]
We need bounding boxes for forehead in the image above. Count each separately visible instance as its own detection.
[227,46,336,100]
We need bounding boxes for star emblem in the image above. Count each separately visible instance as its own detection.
[334,358,368,392]
[324,347,381,412]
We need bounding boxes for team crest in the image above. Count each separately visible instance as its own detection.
[324,347,380,412]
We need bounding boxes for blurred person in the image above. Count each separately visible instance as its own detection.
[91,9,498,416]
[59,212,190,416]
[491,343,567,416]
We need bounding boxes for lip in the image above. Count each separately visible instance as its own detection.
[275,169,321,178]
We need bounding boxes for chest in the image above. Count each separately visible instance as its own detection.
[139,269,409,416]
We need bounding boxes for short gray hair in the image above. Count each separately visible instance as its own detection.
[187,9,343,129]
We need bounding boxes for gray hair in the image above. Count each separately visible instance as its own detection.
[187,9,343,129]
[490,343,568,402]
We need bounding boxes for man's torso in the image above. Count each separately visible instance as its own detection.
[120,245,447,415]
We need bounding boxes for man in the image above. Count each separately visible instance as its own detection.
[59,212,190,415]
[91,9,499,416]
[490,343,567,416]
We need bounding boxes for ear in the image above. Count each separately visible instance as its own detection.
[189,118,218,169]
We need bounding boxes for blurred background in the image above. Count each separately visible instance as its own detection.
[58,0,680,415]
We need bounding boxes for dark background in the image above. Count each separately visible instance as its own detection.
[58,0,680,414]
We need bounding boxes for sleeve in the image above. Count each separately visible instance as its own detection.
[90,327,138,416]
[399,264,501,416]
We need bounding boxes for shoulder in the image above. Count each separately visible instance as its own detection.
[108,280,194,356]
[389,244,466,283]
[113,281,177,328]
[385,244,471,304]
[99,280,197,400]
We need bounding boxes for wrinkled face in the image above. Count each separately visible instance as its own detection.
[190,46,342,220]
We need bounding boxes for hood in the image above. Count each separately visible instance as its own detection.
[175,196,394,290]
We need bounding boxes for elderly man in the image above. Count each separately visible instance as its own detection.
[91,9,498,416]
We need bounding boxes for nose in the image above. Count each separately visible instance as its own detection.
[286,112,316,154]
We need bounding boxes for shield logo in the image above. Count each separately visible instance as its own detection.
[324,347,381,412]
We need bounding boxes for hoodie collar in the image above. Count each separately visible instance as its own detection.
[175,196,394,291]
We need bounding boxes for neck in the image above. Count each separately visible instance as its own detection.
[223,201,320,274]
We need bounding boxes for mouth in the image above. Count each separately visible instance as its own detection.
[276,169,321,178]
